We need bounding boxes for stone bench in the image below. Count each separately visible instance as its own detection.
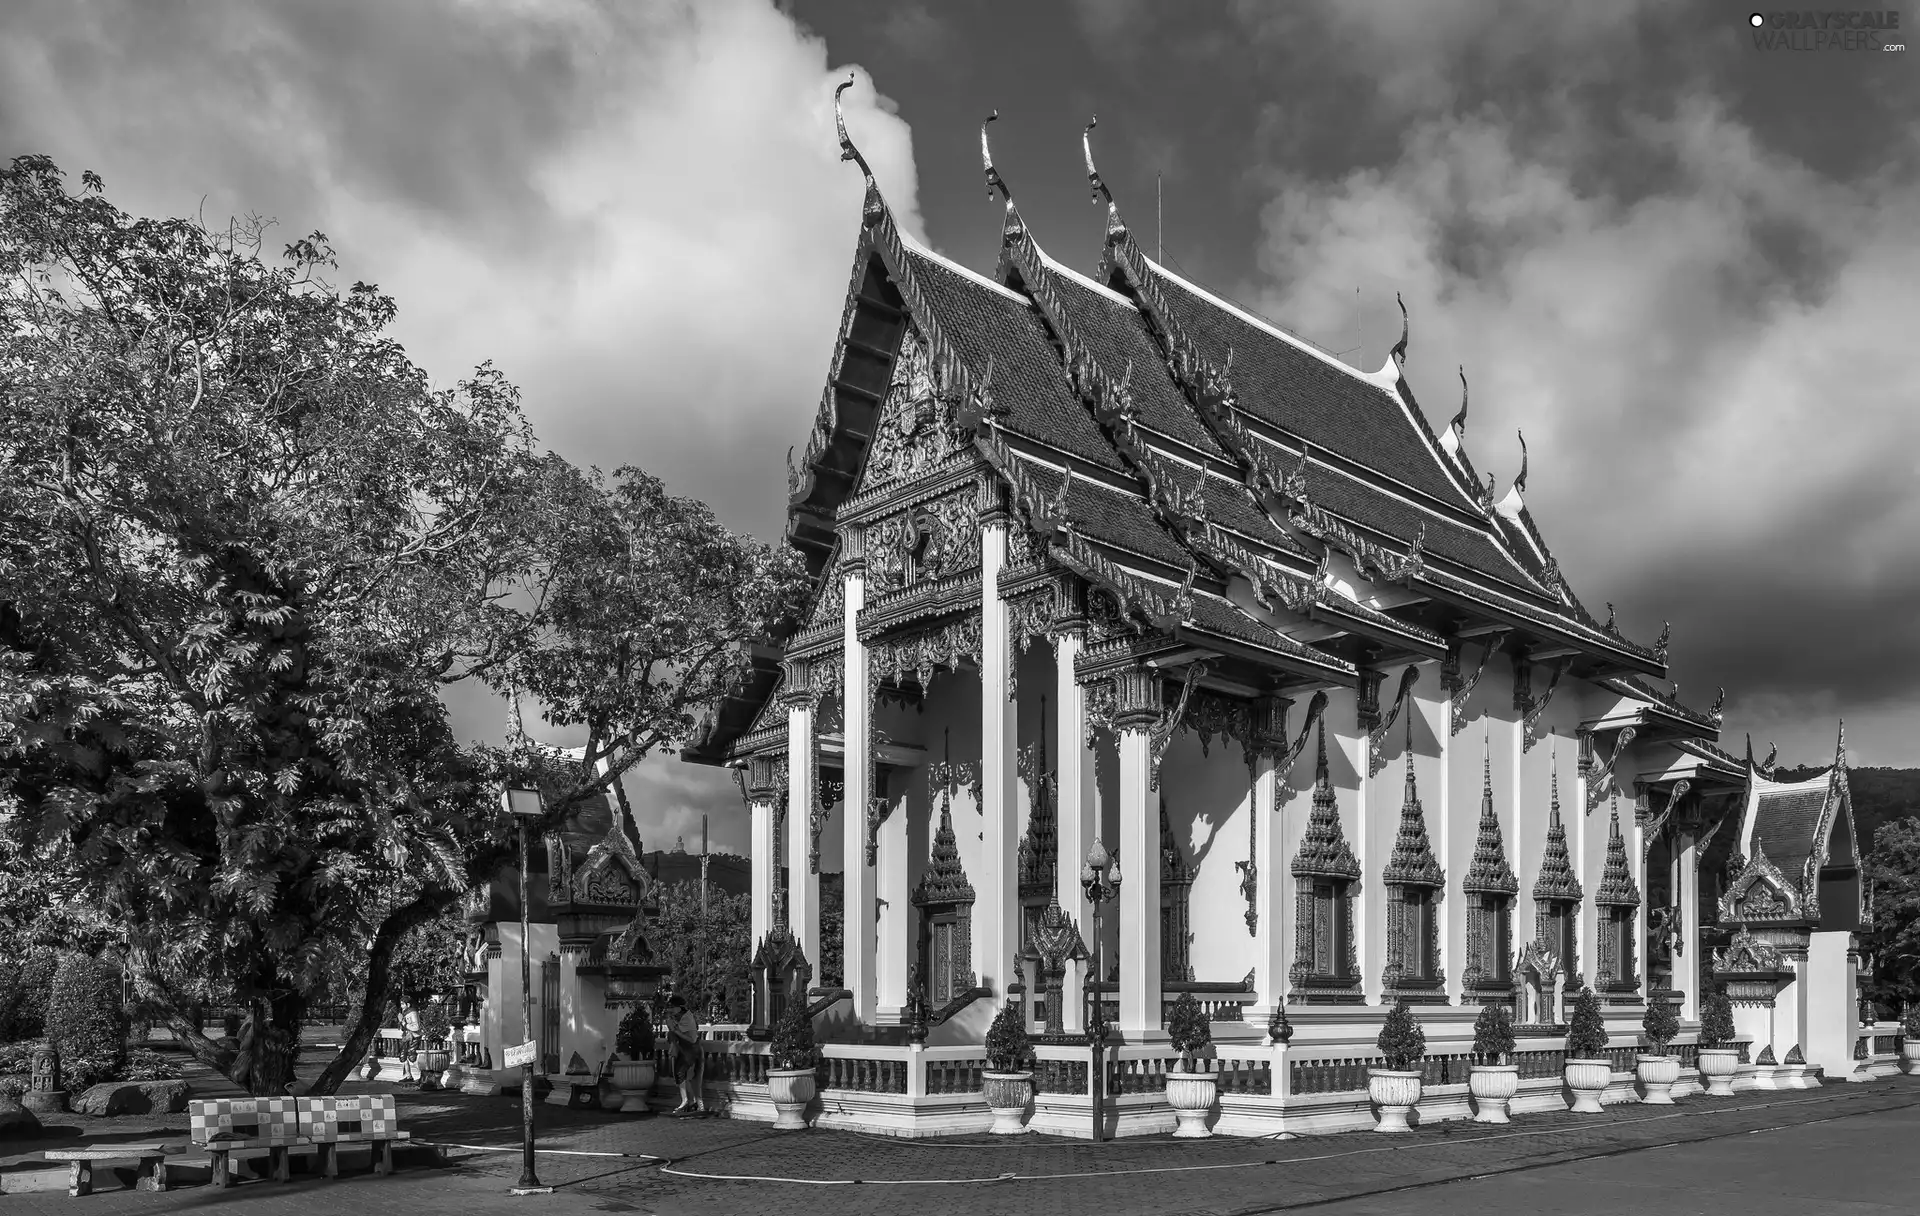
[299,1094,416,1177]
[42,1145,178,1196]
[189,1097,310,1187]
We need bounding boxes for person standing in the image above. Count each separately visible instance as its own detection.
[666,994,704,1115]
[399,998,423,1083]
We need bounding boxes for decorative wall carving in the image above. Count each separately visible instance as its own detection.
[1583,726,1637,815]
[1593,804,1641,989]
[861,324,970,493]
[867,490,980,592]
[1462,741,1519,992]
[1147,662,1207,789]
[1520,658,1569,752]
[1290,723,1362,1003]
[1381,723,1446,1001]
[1447,632,1508,736]
[1365,666,1420,777]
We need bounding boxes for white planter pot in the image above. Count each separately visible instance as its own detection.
[982,1071,1033,1135]
[611,1058,658,1114]
[1697,1048,1739,1097]
[1368,1069,1423,1132]
[1564,1058,1611,1114]
[1636,1054,1680,1105]
[767,1066,816,1130]
[1165,1069,1218,1139]
[1468,1064,1519,1124]
[1901,1041,1920,1075]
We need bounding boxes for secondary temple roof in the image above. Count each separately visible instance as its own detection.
[686,85,1719,766]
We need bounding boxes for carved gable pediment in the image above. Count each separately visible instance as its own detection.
[1718,842,1804,924]
[857,324,971,496]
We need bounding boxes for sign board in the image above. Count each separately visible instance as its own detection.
[502,788,544,818]
[502,1040,538,1069]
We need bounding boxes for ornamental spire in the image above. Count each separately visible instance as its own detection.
[1451,365,1469,435]
[1292,720,1359,879]
[834,74,886,227]
[981,109,1010,203]
[1464,728,1518,894]
[1390,293,1409,366]
[1513,430,1529,493]
[1595,798,1640,906]
[1383,714,1443,888]
[1535,744,1582,902]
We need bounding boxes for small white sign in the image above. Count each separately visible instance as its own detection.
[503,1040,538,1069]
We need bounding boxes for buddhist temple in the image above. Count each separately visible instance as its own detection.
[667,84,1894,1135]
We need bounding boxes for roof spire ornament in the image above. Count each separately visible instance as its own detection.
[1603,602,1617,632]
[981,110,1010,203]
[1513,431,1528,493]
[1390,293,1409,366]
[1653,621,1671,664]
[1083,114,1112,206]
[833,73,885,227]
[1835,719,1847,770]
[1451,365,1469,434]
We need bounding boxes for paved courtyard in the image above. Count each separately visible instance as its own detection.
[4,1057,1917,1216]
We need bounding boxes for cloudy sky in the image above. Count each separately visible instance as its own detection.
[4,0,1914,853]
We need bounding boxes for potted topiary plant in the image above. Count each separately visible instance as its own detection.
[981,1000,1034,1135]
[1468,1003,1519,1124]
[766,998,820,1130]
[1164,991,1217,1138]
[1696,983,1739,1096]
[1369,999,1426,1132]
[416,1001,453,1089]
[1895,1004,1920,1074]
[1637,996,1682,1104]
[610,1005,659,1114]
[1563,984,1611,1113]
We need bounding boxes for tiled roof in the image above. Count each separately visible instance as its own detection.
[1751,783,1831,887]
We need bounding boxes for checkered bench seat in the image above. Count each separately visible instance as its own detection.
[188,1097,310,1186]
[299,1094,416,1177]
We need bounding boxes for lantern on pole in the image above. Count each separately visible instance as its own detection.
[502,785,551,1196]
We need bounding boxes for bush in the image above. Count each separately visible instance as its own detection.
[1698,984,1736,1049]
[617,1006,655,1060]
[1376,999,1426,1070]
[984,1000,1033,1073]
[1641,997,1679,1056]
[122,1048,184,1082]
[1472,1003,1515,1062]
[0,1038,37,1077]
[768,996,819,1071]
[421,1000,452,1047]
[47,953,128,1090]
[0,952,57,1042]
[1566,985,1609,1059]
[1166,992,1213,1069]
[1902,1004,1920,1038]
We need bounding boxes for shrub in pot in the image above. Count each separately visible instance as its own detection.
[1468,1003,1519,1124]
[1696,984,1739,1096]
[1636,997,1681,1104]
[982,1000,1035,1135]
[1903,1004,1920,1075]
[767,998,820,1130]
[1164,992,1217,1138]
[610,1006,659,1114]
[1369,1000,1426,1132]
[1563,984,1611,1113]
[416,1002,453,1088]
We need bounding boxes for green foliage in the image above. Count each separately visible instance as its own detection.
[768,995,819,1071]
[1902,1003,1920,1038]
[0,157,807,1094]
[420,999,452,1045]
[1565,985,1609,1059]
[649,879,753,1023]
[1864,816,1920,1013]
[1472,1002,1515,1061]
[1698,983,1736,1048]
[389,909,471,1006]
[617,1006,655,1060]
[1375,999,1426,1070]
[1165,991,1212,1066]
[0,950,55,1042]
[984,1000,1032,1073]
[1641,997,1680,1055]
[122,1047,184,1081]
[48,953,128,1090]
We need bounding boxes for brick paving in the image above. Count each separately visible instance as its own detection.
[4,1046,1917,1216]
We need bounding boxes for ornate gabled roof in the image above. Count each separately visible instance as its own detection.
[1382,718,1443,888]
[1735,720,1859,917]
[1463,734,1519,895]
[1016,726,1056,897]
[913,785,975,907]
[1718,838,1804,923]
[1534,749,1583,902]
[1292,722,1360,880]
[1594,801,1640,907]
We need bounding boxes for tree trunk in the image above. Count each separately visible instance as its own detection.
[309,887,460,1095]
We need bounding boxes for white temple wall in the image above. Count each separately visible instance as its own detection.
[1804,931,1856,1076]
[1159,729,1256,986]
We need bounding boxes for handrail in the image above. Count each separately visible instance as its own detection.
[929,986,993,1027]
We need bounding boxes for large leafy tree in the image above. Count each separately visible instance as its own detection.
[0,158,806,1093]
[648,878,753,1022]
[1863,816,1920,1013]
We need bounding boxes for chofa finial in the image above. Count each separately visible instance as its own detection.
[982,110,1010,203]
[1513,430,1528,493]
[1390,292,1409,366]
[834,73,873,181]
[1451,365,1469,433]
[1083,115,1113,206]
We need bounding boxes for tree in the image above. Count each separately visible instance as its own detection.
[648,879,752,1021]
[0,158,806,1093]
[1566,984,1609,1058]
[48,952,129,1089]
[1863,817,1920,1013]
[1376,999,1426,1070]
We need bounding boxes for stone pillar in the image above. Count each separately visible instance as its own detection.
[747,753,781,951]
[1115,666,1163,1039]
[1053,621,1094,1033]
[1632,804,1650,996]
[784,670,821,980]
[1676,832,1700,1021]
[1246,696,1288,1019]
[841,532,876,1021]
[876,775,910,1020]
[978,495,1018,1002]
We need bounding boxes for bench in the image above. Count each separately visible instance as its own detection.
[189,1097,310,1187]
[300,1094,415,1177]
[42,1145,177,1196]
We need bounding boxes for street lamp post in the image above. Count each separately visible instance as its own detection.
[502,786,550,1196]
[1081,840,1122,1143]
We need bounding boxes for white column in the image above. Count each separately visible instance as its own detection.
[1632,812,1649,996]
[749,780,776,950]
[786,689,821,982]
[1054,627,1093,1034]
[1677,832,1700,1021]
[1436,693,1460,1005]
[1115,667,1162,1039]
[1352,725,1378,1006]
[1250,749,1284,1016]
[876,778,909,1020]
[979,517,1018,1001]
[841,547,876,1021]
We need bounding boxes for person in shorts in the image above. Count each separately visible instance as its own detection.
[666,994,704,1114]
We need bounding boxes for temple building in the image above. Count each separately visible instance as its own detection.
[673,88,1891,1135]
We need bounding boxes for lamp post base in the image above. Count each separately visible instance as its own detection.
[509,1184,554,1196]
